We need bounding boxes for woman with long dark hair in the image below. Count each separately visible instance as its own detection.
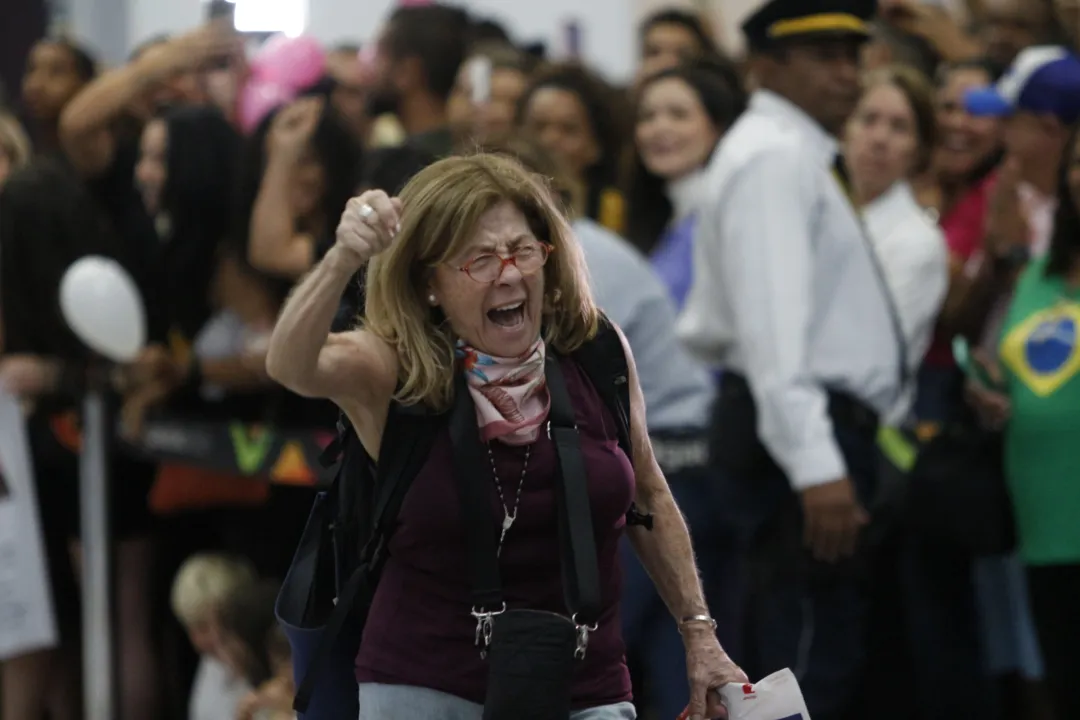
[242,94,363,283]
[135,105,239,338]
[517,64,629,234]
[624,58,744,309]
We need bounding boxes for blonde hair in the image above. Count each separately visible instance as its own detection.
[0,113,31,173]
[860,64,938,174]
[364,152,600,411]
[170,553,256,627]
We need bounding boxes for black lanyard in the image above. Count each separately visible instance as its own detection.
[833,155,911,395]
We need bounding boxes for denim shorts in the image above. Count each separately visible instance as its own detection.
[357,683,637,720]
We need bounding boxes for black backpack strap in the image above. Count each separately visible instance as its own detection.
[318,414,350,468]
[450,358,603,654]
[293,401,441,713]
[574,317,633,457]
[574,315,653,530]
[449,373,505,620]
[546,356,602,624]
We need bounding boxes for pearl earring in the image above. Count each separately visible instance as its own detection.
[428,294,437,305]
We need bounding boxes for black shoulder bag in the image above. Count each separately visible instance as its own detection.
[449,356,602,720]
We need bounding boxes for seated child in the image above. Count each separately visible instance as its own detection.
[235,625,296,720]
[171,553,257,720]
[215,579,292,719]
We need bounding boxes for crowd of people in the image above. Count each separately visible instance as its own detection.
[1,0,1079,718]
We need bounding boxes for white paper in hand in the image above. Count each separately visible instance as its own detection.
[718,669,811,720]
[0,388,58,659]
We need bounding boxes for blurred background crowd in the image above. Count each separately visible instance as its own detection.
[0,0,1079,719]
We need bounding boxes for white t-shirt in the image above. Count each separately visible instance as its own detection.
[189,656,252,720]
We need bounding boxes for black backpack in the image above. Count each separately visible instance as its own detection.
[276,316,653,717]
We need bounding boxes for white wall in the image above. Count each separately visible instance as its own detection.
[63,0,644,82]
[439,0,636,82]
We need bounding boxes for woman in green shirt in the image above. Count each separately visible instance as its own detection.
[976,126,1080,718]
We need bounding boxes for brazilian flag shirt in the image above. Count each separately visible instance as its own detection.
[1000,257,1080,565]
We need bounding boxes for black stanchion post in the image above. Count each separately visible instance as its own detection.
[79,371,114,720]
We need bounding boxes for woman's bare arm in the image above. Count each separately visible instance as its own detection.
[937,252,1015,341]
[265,245,396,408]
[617,325,709,628]
[248,99,323,279]
[60,22,237,177]
[248,154,317,279]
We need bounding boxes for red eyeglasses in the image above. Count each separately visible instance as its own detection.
[457,242,554,283]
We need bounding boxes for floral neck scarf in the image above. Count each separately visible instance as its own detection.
[455,338,550,445]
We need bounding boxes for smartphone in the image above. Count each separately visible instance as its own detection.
[562,20,581,59]
[470,56,492,105]
[206,0,235,22]
[953,336,1002,390]
[205,0,236,69]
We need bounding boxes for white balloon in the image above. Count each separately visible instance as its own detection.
[59,256,147,362]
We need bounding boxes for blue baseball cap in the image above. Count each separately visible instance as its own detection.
[964,46,1080,123]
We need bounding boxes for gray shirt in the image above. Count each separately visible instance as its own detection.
[572,218,713,432]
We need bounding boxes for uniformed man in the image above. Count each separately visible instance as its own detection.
[676,1,904,718]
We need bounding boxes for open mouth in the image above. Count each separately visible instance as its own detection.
[487,301,525,328]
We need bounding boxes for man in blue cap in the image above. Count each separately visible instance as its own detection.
[679,1,905,718]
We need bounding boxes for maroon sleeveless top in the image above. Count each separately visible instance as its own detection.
[355,357,635,708]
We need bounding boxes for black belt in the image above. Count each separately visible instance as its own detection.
[719,373,878,437]
[649,428,709,474]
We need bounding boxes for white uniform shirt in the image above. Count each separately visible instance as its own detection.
[677,90,902,490]
[862,181,948,424]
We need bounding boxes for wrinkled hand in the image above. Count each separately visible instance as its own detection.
[268,97,324,160]
[330,189,403,272]
[682,629,748,720]
[965,349,1010,430]
[0,355,59,397]
[801,477,869,563]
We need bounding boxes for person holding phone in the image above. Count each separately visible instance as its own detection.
[361,3,470,158]
[966,122,1080,720]
[448,44,533,149]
